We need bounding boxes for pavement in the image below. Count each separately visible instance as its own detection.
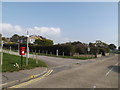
[1,67,48,88]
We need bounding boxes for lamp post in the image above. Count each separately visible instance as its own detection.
[26,31,29,66]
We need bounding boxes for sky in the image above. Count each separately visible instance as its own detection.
[1,2,118,46]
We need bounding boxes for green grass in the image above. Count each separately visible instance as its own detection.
[55,55,95,60]
[3,48,18,52]
[2,53,47,72]
[30,52,95,60]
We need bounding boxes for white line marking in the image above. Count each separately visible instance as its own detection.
[105,62,118,76]
[105,67,114,76]
[115,63,118,65]
[93,85,96,88]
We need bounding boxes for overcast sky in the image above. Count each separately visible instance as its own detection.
[1,2,118,46]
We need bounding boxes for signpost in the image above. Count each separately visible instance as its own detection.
[26,31,29,66]
[19,47,25,66]
[1,41,3,65]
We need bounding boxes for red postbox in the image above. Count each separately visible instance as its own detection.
[19,47,25,55]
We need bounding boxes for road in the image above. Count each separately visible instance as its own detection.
[7,51,119,88]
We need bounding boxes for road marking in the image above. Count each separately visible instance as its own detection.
[93,85,96,88]
[30,75,35,78]
[105,62,118,76]
[115,63,118,65]
[32,68,48,77]
[105,67,114,76]
[9,70,53,88]
[30,68,48,78]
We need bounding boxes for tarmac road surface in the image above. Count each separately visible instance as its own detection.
[11,54,118,88]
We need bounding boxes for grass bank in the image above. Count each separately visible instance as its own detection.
[2,53,47,72]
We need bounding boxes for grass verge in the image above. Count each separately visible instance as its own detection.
[30,52,95,60]
[2,53,47,72]
[55,55,95,60]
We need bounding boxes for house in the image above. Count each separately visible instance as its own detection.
[28,35,42,44]
[18,35,43,44]
[18,37,27,44]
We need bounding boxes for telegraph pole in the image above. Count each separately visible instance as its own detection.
[26,31,29,66]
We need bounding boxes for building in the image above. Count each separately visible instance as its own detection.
[18,35,43,44]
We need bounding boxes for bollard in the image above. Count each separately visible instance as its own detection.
[63,52,64,56]
[42,50,44,54]
[33,52,35,60]
[50,52,52,55]
[39,50,40,54]
[10,46,11,54]
[46,51,47,55]
[56,49,58,56]
[36,53,38,64]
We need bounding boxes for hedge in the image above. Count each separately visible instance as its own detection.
[3,44,75,56]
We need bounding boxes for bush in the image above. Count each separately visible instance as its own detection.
[34,39,53,46]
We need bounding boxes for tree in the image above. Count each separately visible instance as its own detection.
[2,37,7,42]
[95,40,110,53]
[108,44,116,50]
[34,39,53,46]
